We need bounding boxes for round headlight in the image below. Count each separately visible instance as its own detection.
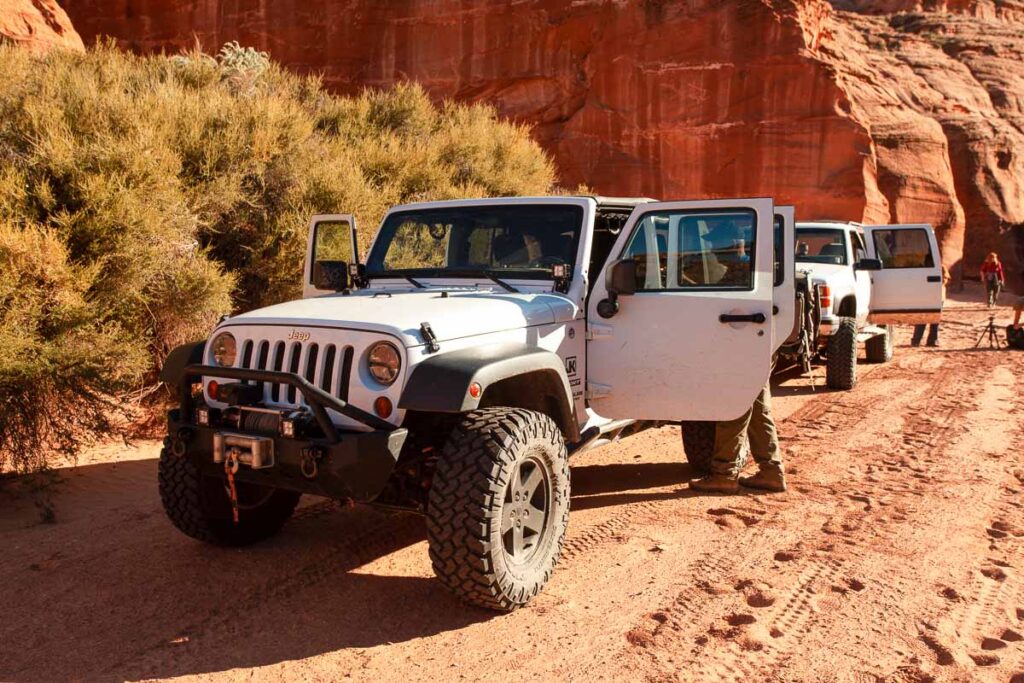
[367,342,401,385]
[210,332,237,367]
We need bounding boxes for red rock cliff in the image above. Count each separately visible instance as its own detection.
[2,0,83,51]
[60,0,1024,285]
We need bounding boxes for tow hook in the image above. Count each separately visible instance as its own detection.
[171,427,193,458]
[300,447,323,479]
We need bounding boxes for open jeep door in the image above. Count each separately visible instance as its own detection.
[302,214,359,298]
[773,206,796,351]
[586,198,775,421]
[863,224,944,325]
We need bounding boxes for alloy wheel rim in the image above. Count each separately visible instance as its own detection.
[501,455,551,565]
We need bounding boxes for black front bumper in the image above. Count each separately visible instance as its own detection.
[168,410,407,502]
[170,364,408,502]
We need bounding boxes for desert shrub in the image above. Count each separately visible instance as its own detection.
[0,41,556,470]
[0,221,144,474]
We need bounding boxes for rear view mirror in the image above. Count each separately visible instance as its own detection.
[313,260,350,291]
[606,259,637,297]
[854,258,883,271]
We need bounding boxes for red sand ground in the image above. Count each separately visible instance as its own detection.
[3,284,1023,682]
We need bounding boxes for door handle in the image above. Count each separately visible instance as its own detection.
[719,312,767,324]
[927,275,942,283]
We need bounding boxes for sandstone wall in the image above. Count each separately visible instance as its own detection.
[59,0,1024,285]
[1,0,83,52]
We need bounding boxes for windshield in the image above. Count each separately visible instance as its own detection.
[366,204,584,280]
[795,228,848,265]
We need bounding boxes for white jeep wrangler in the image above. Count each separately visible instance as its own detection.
[794,220,945,389]
[159,196,802,610]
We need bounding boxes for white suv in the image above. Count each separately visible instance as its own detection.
[795,220,945,388]
[159,195,801,610]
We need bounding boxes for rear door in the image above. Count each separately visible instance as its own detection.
[773,206,796,351]
[586,198,775,421]
[850,229,872,325]
[303,214,359,298]
[863,224,943,324]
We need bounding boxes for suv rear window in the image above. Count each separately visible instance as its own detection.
[795,228,847,265]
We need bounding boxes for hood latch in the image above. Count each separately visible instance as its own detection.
[420,322,440,353]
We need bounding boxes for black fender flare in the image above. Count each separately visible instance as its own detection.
[398,343,580,441]
[159,340,206,386]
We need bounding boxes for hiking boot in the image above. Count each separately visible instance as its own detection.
[690,474,740,494]
[739,468,787,493]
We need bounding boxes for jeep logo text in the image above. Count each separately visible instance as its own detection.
[287,330,311,342]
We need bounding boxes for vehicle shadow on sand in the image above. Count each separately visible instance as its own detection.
[1,459,492,682]
[4,455,703,681]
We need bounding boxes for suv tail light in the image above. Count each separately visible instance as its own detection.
[819,284,832,311]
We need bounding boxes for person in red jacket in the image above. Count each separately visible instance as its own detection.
[981,252,1005,308]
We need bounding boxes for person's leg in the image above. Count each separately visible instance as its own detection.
[745,383,783,473]
[926,323,939,346]
[691,408,752,493]
[740,383,786,492]
[710,411,751,477]
[911,324,925,346]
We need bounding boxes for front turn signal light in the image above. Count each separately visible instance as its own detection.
[373,396,393,419]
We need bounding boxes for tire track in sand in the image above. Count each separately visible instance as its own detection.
[613,351,990,682]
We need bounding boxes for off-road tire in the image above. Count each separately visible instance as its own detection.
[681,421,716,476]
[158,440,300,546]
[826,316,858,390]
[426,408,570,611]
[864,325,893,363]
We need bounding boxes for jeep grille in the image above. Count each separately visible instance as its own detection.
[236,338,354,408]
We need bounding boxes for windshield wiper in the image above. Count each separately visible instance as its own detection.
[366,269,518,293]
[365,272,427,289]
[403,275,427,289]
[461,269,519,293]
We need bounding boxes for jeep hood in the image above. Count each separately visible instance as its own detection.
[222,289,575,347]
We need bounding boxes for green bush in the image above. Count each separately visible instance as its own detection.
[0,221,144,474]
[0,41,556,472]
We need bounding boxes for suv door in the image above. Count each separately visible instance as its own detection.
[586,198,775,421]
[850,229,872,325]
[303,214,359,298]
[773,206,796,351]
[863,224,943,325]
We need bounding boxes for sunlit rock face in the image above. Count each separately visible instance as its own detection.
[61,0,1024,285]
[2,0,83,52]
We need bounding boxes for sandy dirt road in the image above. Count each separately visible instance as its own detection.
[3,289,1024,683]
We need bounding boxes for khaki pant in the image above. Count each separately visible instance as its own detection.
[710,382,783,478]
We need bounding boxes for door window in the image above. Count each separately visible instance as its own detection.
[852,232,867,263]
[871,228,935,269]
[622,209,756,291]
[311,219,356,285]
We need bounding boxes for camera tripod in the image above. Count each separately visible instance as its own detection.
[974,314,1004,349]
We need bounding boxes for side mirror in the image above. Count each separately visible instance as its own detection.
[313,260,351,291]
[309,216,359,291]
[854,258,883,272]
[598,259,637,319]
[606,259,637,297]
